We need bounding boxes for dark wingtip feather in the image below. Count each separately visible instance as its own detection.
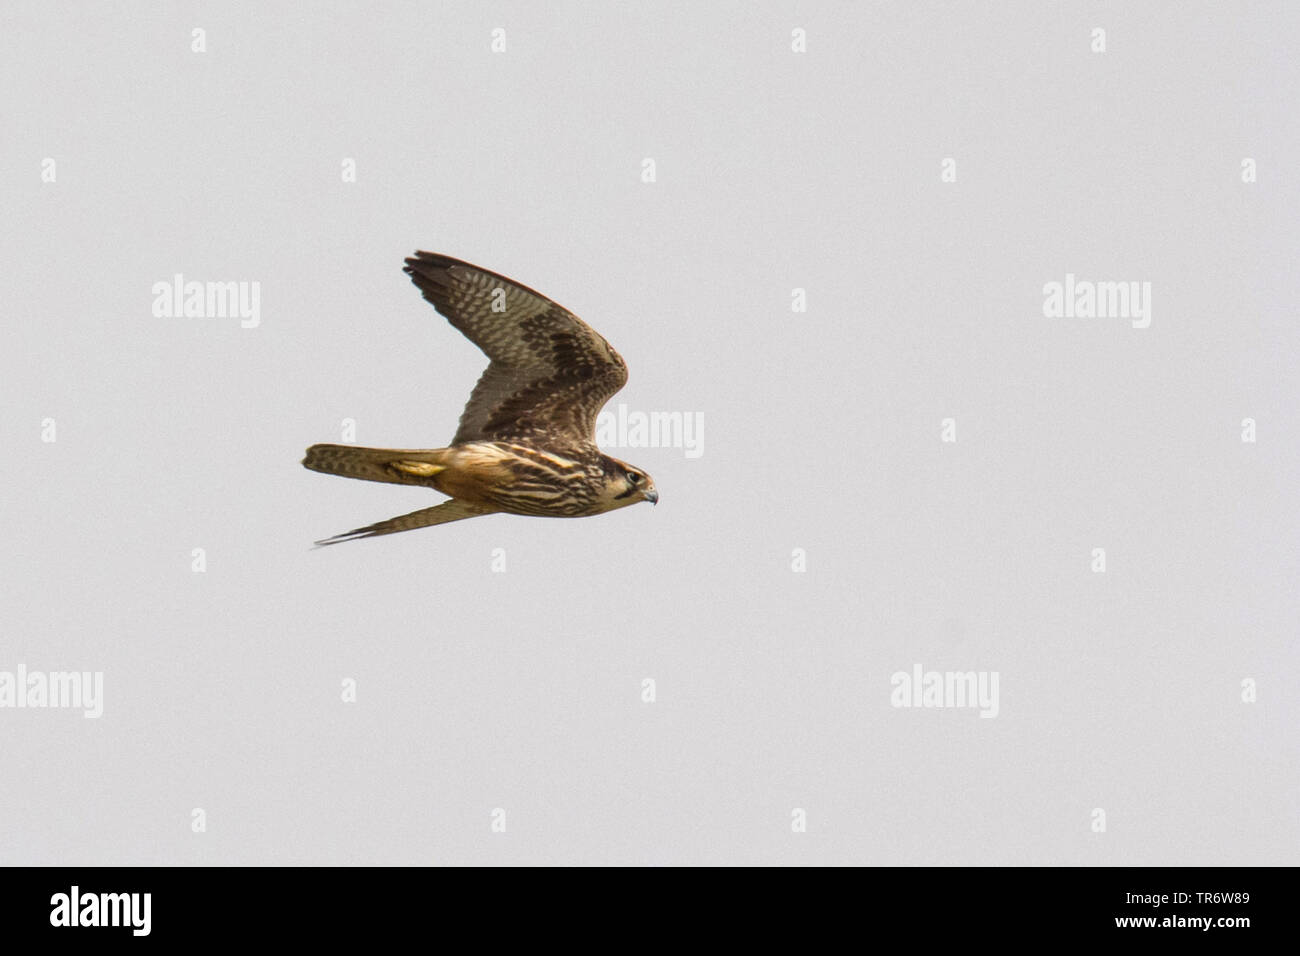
[313,529,371,547]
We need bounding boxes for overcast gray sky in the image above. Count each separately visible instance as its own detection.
[1,1,1296,865]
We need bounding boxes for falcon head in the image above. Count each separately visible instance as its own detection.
[599,456,658,511]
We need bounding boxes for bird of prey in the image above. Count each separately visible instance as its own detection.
[303,252,658,545]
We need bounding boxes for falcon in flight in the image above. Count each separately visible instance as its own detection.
[303,252,658,545]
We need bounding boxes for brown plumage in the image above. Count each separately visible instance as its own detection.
[303,252,658,545]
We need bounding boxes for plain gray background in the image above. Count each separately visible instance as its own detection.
[2,1,1297,865]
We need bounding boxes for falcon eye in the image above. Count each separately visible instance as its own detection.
[627,472,641,485]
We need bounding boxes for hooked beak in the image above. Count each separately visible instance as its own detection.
[643,488,659,506]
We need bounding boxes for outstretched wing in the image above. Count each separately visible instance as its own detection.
[314,499,494,547]
[403,252,628,447]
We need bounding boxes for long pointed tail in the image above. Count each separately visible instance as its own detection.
[314,499,495,546]
[302,444,450,486]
